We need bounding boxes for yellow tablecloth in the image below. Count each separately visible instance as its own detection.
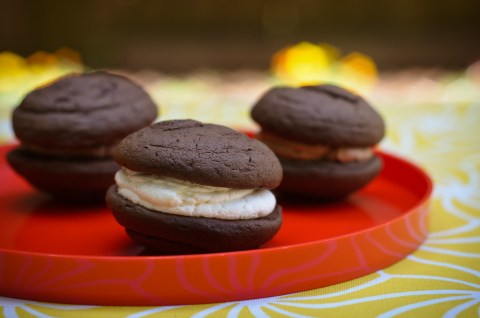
[1,99,479,317]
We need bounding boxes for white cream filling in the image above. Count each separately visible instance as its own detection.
[115,168,277,220]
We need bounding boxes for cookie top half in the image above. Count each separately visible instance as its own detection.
[251,85,385,147]
[114,120,283,189]
[13,71,158,149]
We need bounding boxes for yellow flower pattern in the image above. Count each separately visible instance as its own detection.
[1,100,479,318]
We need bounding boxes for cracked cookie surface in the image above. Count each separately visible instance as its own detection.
[12,71,158,150]
[251,84,385,147]
[114,119,282,189]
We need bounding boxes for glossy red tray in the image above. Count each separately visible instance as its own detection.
[0,145,432,306]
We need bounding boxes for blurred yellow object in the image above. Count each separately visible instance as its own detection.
[0,48,83,108]
[54,47,83,65]
[271,42,378,94]
[272,42,332,86]
[27,51,59,66]
[338,52,378,92]
[0,52,29,92]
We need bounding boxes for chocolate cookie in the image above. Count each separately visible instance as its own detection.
[13,71,158,151]
[7,71,159,200]
[251,85,384,147]
[251,84,385,199]
[7,148,119,200]
[114,119,282,189]
[106,119,283,254]
[279,156,382,199]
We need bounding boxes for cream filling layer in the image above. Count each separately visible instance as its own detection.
[257,132,373,162]
[115,168,277,220]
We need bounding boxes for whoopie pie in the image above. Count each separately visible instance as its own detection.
[251,84,385,199]
[106,119,283,254]
[7,71,158,200]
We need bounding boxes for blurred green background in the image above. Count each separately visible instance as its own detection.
[1,0,479,71]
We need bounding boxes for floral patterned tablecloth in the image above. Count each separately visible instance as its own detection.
[0,92,479,317]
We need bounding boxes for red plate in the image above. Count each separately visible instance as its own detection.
[0,145,432,306]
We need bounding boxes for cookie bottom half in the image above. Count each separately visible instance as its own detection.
[106,185,283,254]
[7,147,119,201]
[277,155,383,200]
